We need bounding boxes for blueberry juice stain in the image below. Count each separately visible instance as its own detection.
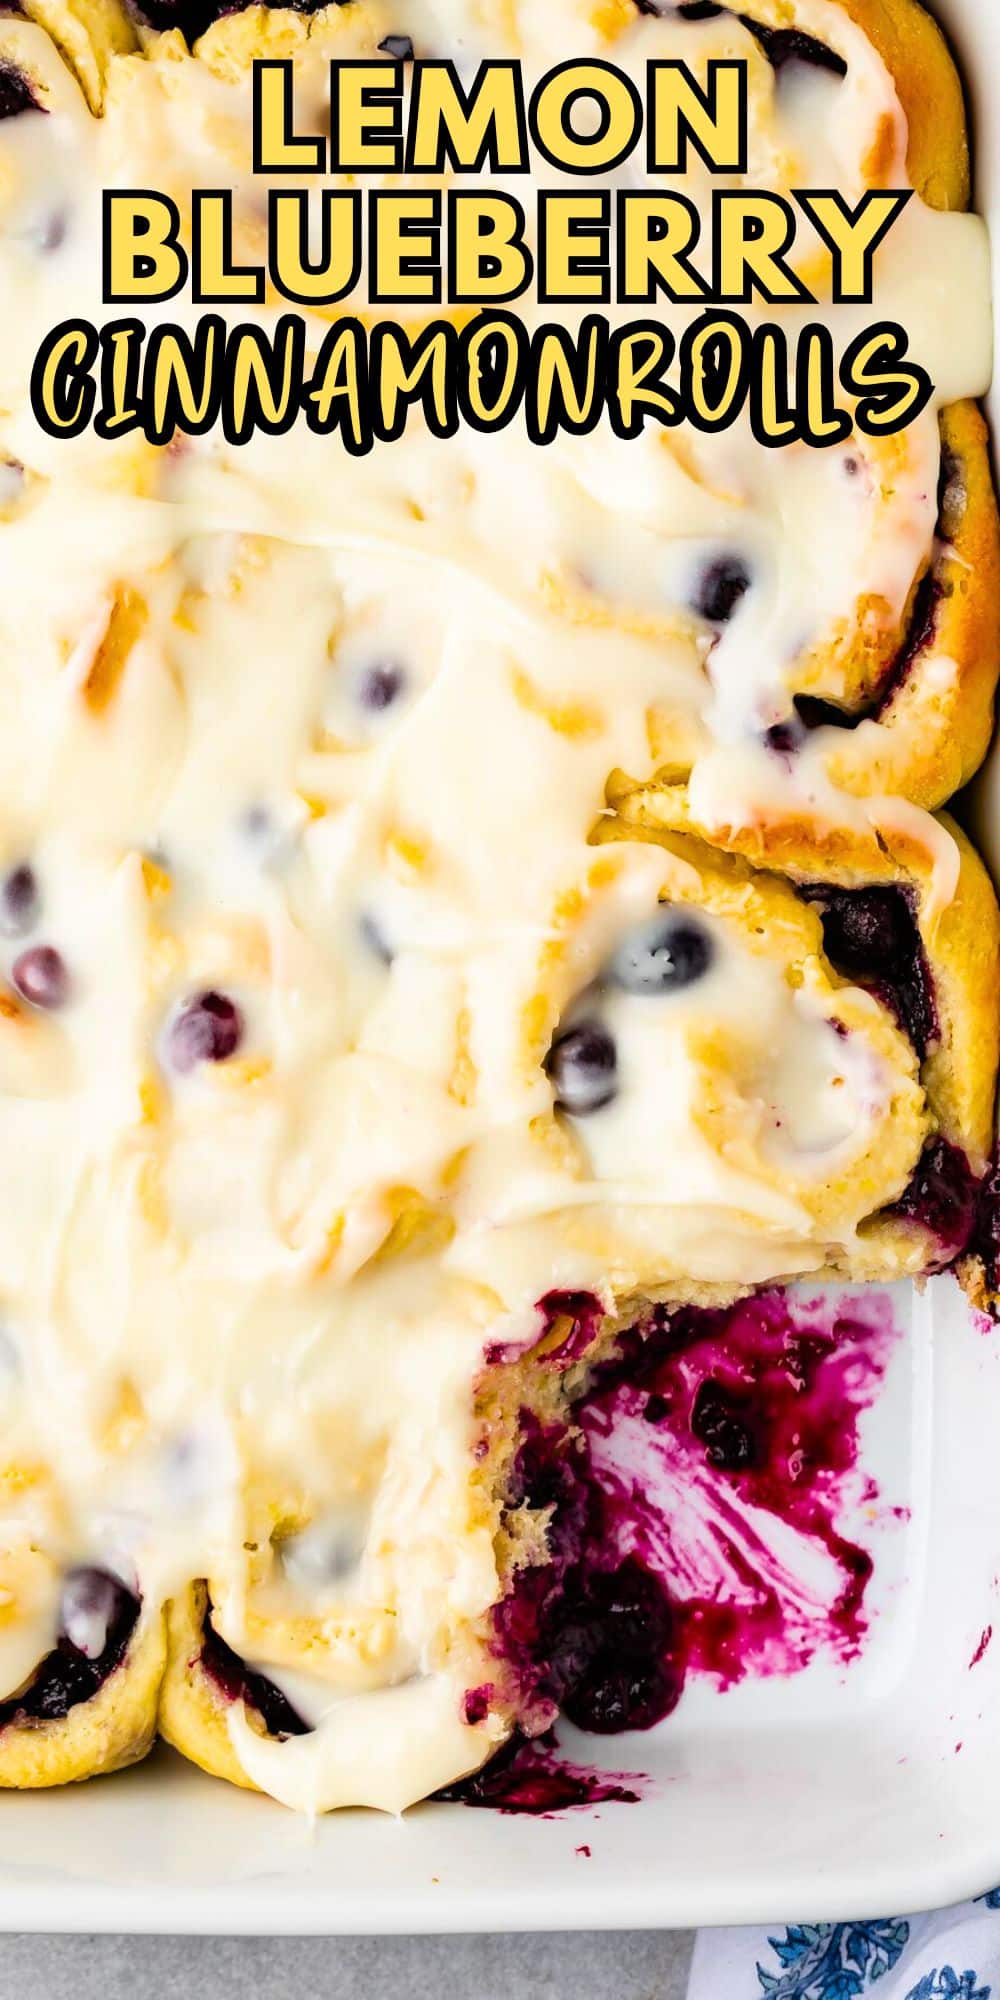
[462,1289,900,1809]
[578,1290,901,1688]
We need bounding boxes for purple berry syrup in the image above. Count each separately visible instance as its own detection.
[973,1152,1000,1305]
[0,1571,140,1730]
[485,1290,608,1370]
[454,1288,901,1810]
[575,1290,899,1685]
[888,1137,980,1269]
[800,883,936,1058]
[437,1729,640,1814]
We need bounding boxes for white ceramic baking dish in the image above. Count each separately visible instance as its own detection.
[1,0,997,1934]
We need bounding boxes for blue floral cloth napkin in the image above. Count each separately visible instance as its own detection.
[688,1892,1000,1999]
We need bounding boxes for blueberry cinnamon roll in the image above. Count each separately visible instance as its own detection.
[498,813,997,1300]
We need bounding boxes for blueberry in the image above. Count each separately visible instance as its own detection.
[810,886,912,979]
[609,911,713,995]
[355,661,406,713]
[692,555,752,625]
[167,990,243,1072]
[507,1426,592,1560]
[0,66,42,121]
[0,864,39,938]
[764,719,804,756]
[562,1655,681,1733]
[546,1560,671,1682]
[691,1378,758,1470]
[803,883,935,1058]
[544,1558,681,1734]
[544,1021,617,1115]
[378,33,413,57]
[12,945,69,1009]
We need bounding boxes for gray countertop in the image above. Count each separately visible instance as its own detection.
[0,1930,695,1998]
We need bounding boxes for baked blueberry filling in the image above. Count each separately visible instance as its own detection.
[692,554,752,627]
[540,1556,680,1734]
[801,882,937,1059]
[739,17,847,75]
[504,1414,598,1568]
[533,1290,606,1366]
[803,883,978,1258]
[0,63,42,120]
[765,564,944,751]
[200,1607,311,1739]
[377,33,413,58]
[0,1569,140,1730]
[875,567,943,712]
[973,1153,1000,1299]
[486,1291,607,1370]
[887,1136,980,1264]
[128,0,340,42]
[654,2,847,76]
[690,1376,759,1469]
[493,1418,680,1736]
[643,1391,670,1422]
[762,692,862,751]
[765,429,960,753]
[166,990,244,1072]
